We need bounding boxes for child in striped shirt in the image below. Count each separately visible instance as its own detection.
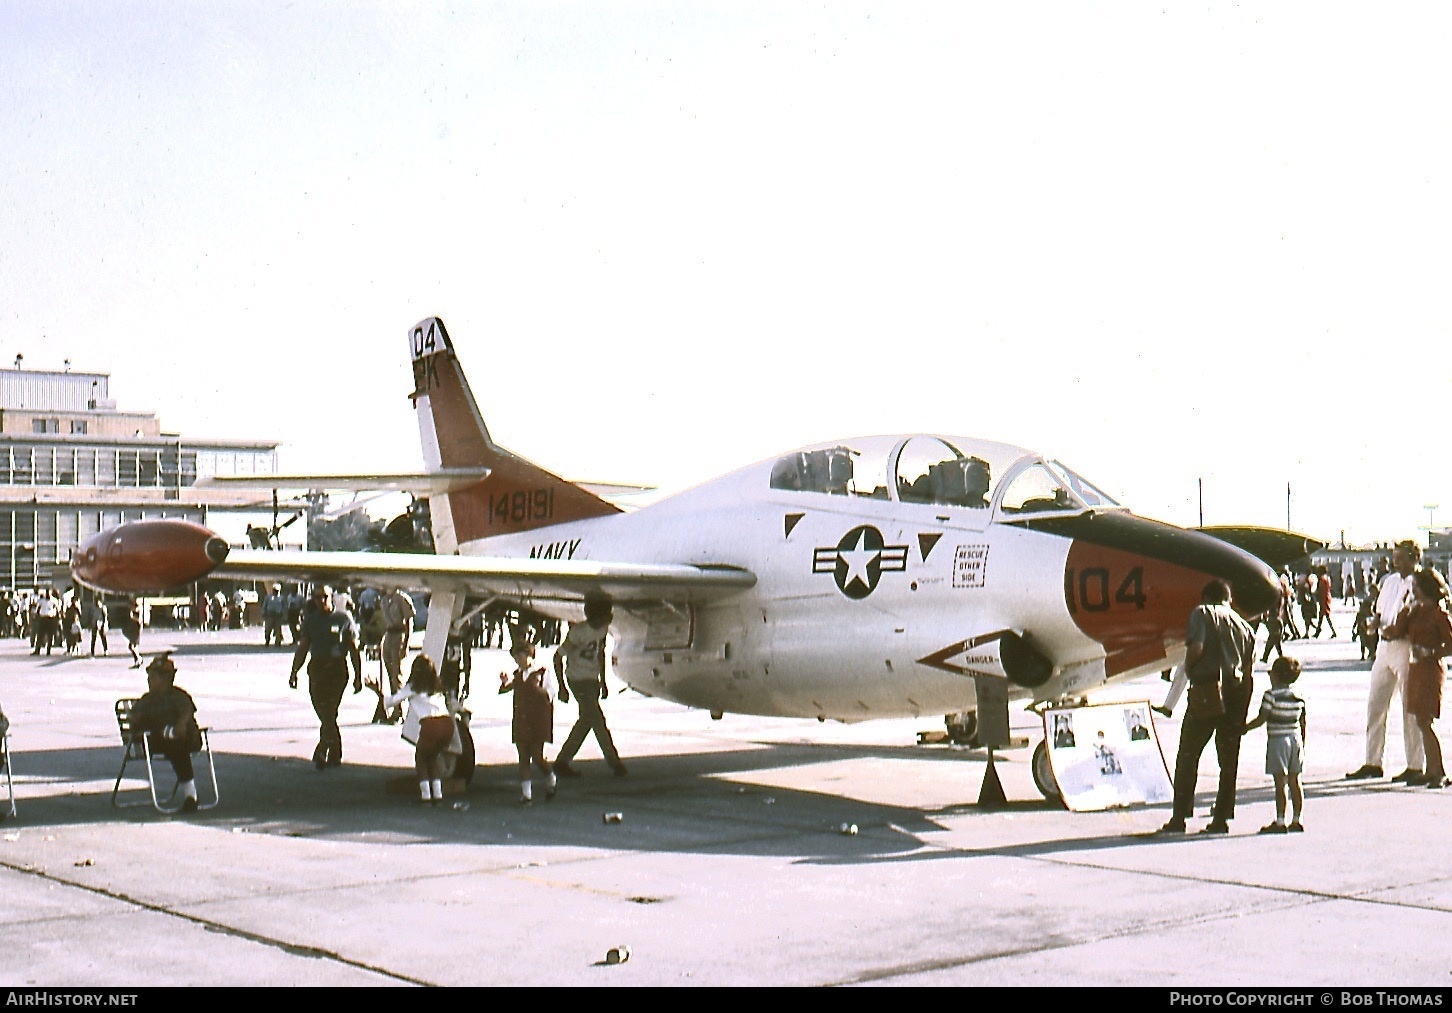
[1243,656,1307,834]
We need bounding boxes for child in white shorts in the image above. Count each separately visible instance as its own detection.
[1243,656,1307,833]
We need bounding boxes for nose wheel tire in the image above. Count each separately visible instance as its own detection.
[1032,739,1064,805]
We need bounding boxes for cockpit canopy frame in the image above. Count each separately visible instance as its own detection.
[766,434,1121,518]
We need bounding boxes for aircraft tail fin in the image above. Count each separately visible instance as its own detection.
[408,317,621,552]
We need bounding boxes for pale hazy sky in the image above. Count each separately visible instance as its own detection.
[3,3,1449,546]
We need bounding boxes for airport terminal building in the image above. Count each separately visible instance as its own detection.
[0,362,287,592]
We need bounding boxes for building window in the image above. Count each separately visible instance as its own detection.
[97,449,116,486]
[75,448,95,486]
[161,446,180,488]
[31,420,46,434]
[37,510,58,565]
[56,449,76,486]
[70,420,87,434]
[33,448,54,486]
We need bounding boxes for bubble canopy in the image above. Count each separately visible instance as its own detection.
[767,435,1121,516]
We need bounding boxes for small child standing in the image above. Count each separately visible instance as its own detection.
[1243,655,1307,833]
[499,638,557,804]
[386,655,453,804]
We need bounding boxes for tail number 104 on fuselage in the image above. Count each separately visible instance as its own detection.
[1064,566,1147,613]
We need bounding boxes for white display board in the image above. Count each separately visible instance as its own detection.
[1042,701,1173,812]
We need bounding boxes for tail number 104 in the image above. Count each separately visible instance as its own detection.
[1065,566,1147,613]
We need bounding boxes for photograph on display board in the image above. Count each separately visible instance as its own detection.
[1043,702,1173,811]
[1125,705,1152,742]
[1052,711,1076,749]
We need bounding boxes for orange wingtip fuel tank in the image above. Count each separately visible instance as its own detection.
[70,520,230,594]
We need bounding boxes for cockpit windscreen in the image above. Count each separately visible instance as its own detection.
[999,460,1121,514]
[1047,461,1120,508]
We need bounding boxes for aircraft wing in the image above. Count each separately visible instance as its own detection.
[71,520,754,607]
[162,541,751,609]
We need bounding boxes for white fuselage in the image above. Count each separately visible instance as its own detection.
[458,453,1121,721]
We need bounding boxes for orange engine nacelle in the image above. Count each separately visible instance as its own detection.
[70,520,230,594]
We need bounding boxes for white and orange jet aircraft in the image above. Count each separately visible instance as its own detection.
[72,317,1297,796]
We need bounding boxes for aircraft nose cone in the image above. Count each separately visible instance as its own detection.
[1228,558,1281,618]
[1023,510,1283,619]
[206,536,231,565]
[1105,514,1282,618]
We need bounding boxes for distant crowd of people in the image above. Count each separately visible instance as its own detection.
[0,588,123,659]
[1258,564,1340,652]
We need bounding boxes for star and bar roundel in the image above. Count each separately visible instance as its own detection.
[813,525,909,599]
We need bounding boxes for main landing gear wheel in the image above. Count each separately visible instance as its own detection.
[437,716,476,786]
[1032,740,1064,806]
[945,711,978,746]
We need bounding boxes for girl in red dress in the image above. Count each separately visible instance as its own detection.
[499,638,557,803]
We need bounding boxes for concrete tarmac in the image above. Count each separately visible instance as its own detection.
[1,603,1449,987]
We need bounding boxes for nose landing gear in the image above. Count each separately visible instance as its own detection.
[1031,739,1064,805]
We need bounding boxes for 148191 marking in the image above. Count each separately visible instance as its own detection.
[493,488,554,526]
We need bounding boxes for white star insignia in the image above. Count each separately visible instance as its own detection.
[838,529,880,591]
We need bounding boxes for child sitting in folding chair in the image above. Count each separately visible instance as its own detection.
[130,653,204,812]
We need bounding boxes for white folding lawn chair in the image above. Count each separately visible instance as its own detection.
[110,698,219,814]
